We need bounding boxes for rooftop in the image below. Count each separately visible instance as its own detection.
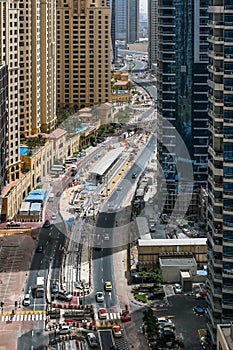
[159,257,196,267]
[138,238,207,247]
[90,147,124,176]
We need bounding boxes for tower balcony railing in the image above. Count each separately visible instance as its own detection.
[208,20,224,26]
[208,263,222,282]
[208,35,224,43]
[222,285,233,293]
[208,108,223,121]
[208,49,224,58]
[208,94,224,106]
[222,300,233,309]
[223,252,233,260]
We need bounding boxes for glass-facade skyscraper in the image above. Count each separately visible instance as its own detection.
[206,0,233,347]
[157,0,209,217]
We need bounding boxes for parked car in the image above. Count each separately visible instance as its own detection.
[36,245,43,253]
[131,171,137,179]
[23,294,30,306]
[194,305,205,316]
[156,317,173,325]
[6,221,21,227]
[57,290,73,302]
[56,325,71,335]
[87,333,98,348]
[51,282,59,294]
[96,291,104,303]
[174,283,182,294]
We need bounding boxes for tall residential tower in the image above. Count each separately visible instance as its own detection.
[206,0,233,347]
[56,0,111,110]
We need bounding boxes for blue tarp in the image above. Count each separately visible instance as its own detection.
[25,189,47,203]
[66,217,74,228]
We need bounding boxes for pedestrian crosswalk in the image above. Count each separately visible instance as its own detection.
[1,310,46,323]
[94,311,121,321]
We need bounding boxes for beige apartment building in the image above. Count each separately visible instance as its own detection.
[56,0,111,110]
[0,0,56,183]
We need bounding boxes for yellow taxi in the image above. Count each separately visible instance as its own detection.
[104,281,112,291]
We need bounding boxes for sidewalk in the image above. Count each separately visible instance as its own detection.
[113,249,150,350]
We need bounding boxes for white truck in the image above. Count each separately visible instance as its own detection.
[36,277,45,298]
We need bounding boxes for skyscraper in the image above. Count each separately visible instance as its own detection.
[115,0,128,42]
[56,0,111,111]
[206,1,233,347]
[127,0,140,43]
[0,0,57,182]
[157,0,209,216]
[0,64,8,192]
[148,0,158,70]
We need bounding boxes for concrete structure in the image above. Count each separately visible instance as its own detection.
[207,1,233,347]
[56,0,111,110]
[138,238,207,272]
[159,256,197,284]
[0,64,8,193]
[156,0,209,215]
[217,324,233,350]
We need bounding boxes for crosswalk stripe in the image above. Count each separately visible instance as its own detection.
[32,314,35,321]
[28,314,31,321]
[16,314,20,321]
[110,313,114,320]
[21,314,24,321]
[5,315,8,322]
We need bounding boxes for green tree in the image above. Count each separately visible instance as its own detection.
[150,268,163,286]
[139,270,147,284]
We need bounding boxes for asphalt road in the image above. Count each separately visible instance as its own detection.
[153,294,207,350]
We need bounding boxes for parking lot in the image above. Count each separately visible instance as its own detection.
[152,293,206,350]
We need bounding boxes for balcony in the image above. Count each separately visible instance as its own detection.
[208,94,224,106]
[208,263,222,283]
[208,20,224,27]
[208,35,224,44]
[208,145,223,160]
[208,49,224,59]
[208,108,223,122]
[223,253,233,261]
[222,300,233,309]
[208,123,223,137]
[222,285,233,293]
[208,79,224,91]
[208,160,223,176]
[208,65,223,75]
[223,207,233,215]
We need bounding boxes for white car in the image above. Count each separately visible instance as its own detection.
[56,325,71,335]
[51,213,56,220]
[96,291,104,303]
[23,294,30,307]
[103,233,110,241]
[174,283,182,294]
[156,317,173,325]
[87,332,98,348]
